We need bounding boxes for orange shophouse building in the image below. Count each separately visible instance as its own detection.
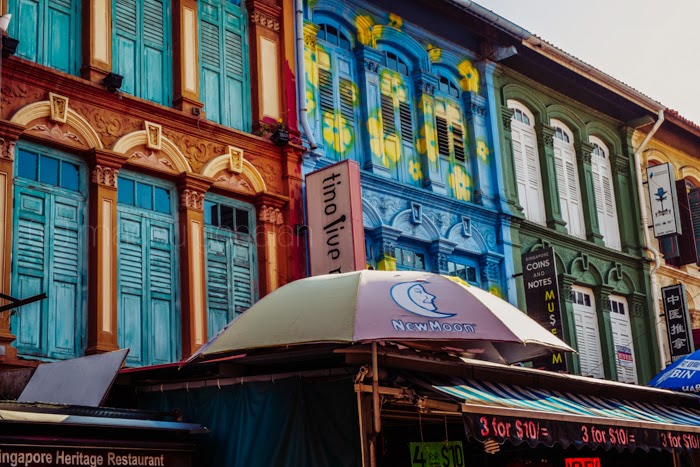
[0,0,304,367]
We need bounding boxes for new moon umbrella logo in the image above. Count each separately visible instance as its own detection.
[390,282,455,318]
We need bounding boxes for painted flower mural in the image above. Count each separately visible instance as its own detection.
[449,165,471,201]
[476,139,490,162]
[322,112,355,157]
[458,59,480,93]
[409,160,423,181]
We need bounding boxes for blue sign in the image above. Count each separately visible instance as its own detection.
[649,349,700,393]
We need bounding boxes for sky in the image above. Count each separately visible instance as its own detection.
[473,0,700,124]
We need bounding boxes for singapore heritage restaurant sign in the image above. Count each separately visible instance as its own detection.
[662,284,694,362]
[522,247,567,372]
[306,160,366,276]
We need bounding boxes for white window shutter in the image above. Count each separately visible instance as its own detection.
[610,297,637,384]
[573,289,604,379]
[602,172,621,249]
[554,147,569,227]
[522,132,544,224]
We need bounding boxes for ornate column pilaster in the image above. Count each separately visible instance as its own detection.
[558,272,577,373]
[536,124,567,233]
[463,91,493,208]
[247,0,284,132]
[480,255,504,296]
[617,126,644,255]
[575,141,605,245]
[0,121,24,360]
[86,149,128,355]
[302,22,320,147]
[498,106,522,213]
[429,239,456,275]
[172,0,204,114]
[255,193,288,296]
[80,0,112,82]
[177,174,213,358]
[354,45,391,178]
[594,284,616,380]
[369,226,401,271]
[411,69,445,194]
[283,147,305,282]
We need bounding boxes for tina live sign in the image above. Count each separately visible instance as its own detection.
[306,160,366,276]
[521,247,567,372]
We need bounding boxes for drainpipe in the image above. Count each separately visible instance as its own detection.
[294,0,318,150]
[632,109,665,370]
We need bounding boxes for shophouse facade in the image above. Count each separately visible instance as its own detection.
[636,111,700,364]
[302,0,515,301]
[0,0,304,367]
[493,44,663,383]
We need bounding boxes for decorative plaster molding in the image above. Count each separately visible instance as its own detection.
[537,132,554,149]
[253,10,280,31]
[259,205,283,225]
[181,189,205,211]
[228,146,244,173]
[500,107,514,132]
[419,82,435,96]
[130,151,175,172]
[469,102,487,118]
[145,121,162,150]
[0,138,16,161]
[11,100,104,148]
[28,123,83,145]
[49,93,68,124]
[91,165,119,187]
[363,59,380,73]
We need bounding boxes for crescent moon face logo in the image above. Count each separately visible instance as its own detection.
[390,281,455,319]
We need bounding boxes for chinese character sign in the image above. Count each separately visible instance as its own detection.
[662,284,694,362]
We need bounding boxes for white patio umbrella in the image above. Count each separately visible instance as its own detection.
[189,270,572,365]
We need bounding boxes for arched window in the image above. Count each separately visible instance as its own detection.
[8,0,81,74]
[379,48,417,184]
[117,172,179,366]
[435,73,468,200]
[199,0,250,131]
[551,119,585,238]
[113,0,172,105]
[12,144,87,359]
[507,100,545,224]
[203,194,257,338]
[590,136,621,250]
[313,22,358,161]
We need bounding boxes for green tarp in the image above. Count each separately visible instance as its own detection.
[138,376,361,467]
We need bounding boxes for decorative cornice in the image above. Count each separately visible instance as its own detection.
[469,102,487,118]
[419,82,435,96]
[612,155,630,177]
[252,9,280,31]
[180,189,205,212]
[575,141,594,164]
[91,165,118,188]
[536,125,555,148]
[259,205,283,225]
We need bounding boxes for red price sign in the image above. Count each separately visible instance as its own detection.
[565,459,600,467]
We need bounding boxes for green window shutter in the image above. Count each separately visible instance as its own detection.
[143,0,169,104]
[199,1,248,130]
[13,186,85,360]
[117,182,179,367]
[113,0,138,96]
[205,232,231,339]
[9,0,79,74]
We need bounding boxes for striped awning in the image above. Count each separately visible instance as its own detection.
[429,377,700,452]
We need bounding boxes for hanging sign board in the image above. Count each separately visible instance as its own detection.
[408,441,464,467]
[306,160,366,276]
[521,247,567,372]
[662,284,694,362]
[647,163,682,237]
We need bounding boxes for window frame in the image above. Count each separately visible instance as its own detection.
[589,135,621,250]
[551,118,585,239]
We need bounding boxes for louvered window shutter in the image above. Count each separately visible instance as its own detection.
[523,132,543,223]
[206,233,231,339]
[143,0,168,104]
[200,15,223,123]
[148,220,176,364]
[565,157,583,237]
[436,116,450,158]
[224,21,246,130]
[339,78,355,127]
[592,160,606,235]
[602,172,620,249]
[453,125,465,162]
[381,93,395,136]
[114,0,138,96]
[669,180,698,266]
[399,101,413,144]
[118,213,146,365]
[554,149,570,226]
[46,0,77,72]
[318,68,334,116]
[689,187,700,266]
[233,240,255,314]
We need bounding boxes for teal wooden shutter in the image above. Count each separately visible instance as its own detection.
[12,188,85,359]
[204,233,255,339]
[118,200,178,367]
[113,0,171,105]
[113,0,138,96]
[199,0,248,130]
[9,0,79,74]
[143,0,168,104]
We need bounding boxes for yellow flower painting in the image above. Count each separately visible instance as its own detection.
[409,160,423,181]
[476,139,490,162]
[449,165,471,201]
